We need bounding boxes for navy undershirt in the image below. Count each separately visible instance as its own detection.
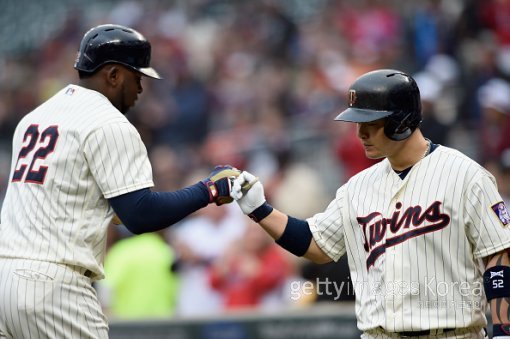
[394,141,438,180]
[108,182,210,234]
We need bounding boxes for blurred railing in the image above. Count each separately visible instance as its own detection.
[108,302,361,339]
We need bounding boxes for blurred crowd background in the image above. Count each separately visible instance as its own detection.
[2,0,510,321]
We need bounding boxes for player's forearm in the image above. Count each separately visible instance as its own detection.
[303,240,332,264]
[108,183,209,234]
[485,250,510,337]
[259,209,331,264]
[258,209,288,240]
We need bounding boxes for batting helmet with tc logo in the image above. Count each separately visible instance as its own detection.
[335,69,422,141]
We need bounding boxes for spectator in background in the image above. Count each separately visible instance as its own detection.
[93,141,185,319]
[479,0,510,46]
[499,150,510,204]
[334,123,380,180]
[408,0,459,68]
[335,0,402,67]
[271,162,329,217]
[413,69,451,146]
[149,144,184,191]
[269,162,355,304]
[456,30,505,126]
[152,57,211,148]
[94,142,184,319]
[477,77,510,163]
[252,1,300,63]
[98,231,179,319]
[169,170,247,316]
[484,150,510,231]
[209,220,292,311]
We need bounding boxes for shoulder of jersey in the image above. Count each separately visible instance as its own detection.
[59,84,128,123]
[437,145,485,171]
[346,158,389,185]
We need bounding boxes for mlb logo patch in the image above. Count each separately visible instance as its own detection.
[65,88,75,96]
[492,201,510,226]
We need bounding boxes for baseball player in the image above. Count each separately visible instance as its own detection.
[232,69,510,338]
[0,24,240,339]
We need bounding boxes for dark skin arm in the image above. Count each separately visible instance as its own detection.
[485,250,510,327]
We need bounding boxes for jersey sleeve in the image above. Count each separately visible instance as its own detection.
[465,173,510,259]
[84,121,154,199]
[307,185,347,262]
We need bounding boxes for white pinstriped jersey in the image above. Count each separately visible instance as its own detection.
[0,84,153,280]
[308,145,510,333]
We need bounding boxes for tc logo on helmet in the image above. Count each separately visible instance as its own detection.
[349,89,357,107]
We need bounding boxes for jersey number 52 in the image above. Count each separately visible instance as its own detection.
[12,124,59,184]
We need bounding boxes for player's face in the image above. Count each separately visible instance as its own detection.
[356,119,391,159]
[117,67,143,114]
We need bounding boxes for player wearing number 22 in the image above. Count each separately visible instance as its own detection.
[0,24,241,339]
[232,70,510,338]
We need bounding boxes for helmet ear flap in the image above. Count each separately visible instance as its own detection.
[384,111,421,141]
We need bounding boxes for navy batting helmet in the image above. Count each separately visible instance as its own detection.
[74,24,161,79]
[335,69,422,141]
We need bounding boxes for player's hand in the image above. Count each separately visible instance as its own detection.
[202,165,241,206]
[231,171,266,215]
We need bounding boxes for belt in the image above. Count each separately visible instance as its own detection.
[398,328,455,337]
[69,265,94,278]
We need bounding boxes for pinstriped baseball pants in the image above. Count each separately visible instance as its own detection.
[0,258,108,339]
[362,327,488,338]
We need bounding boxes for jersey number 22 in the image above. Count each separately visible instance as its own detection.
[12,124,59,184]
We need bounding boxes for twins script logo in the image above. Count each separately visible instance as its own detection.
[358,201,451,269]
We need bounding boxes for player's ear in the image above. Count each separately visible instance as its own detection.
[103,64,122,86]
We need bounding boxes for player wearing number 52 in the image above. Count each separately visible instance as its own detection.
[0,24,240,339]
[232,70,510,338]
